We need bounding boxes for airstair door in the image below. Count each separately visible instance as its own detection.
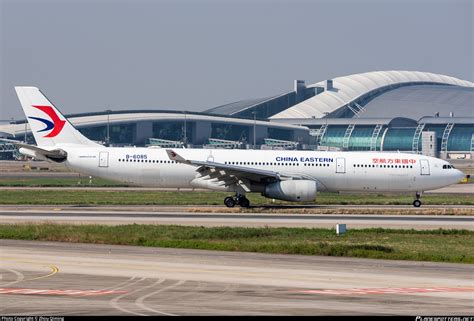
[420,159,430,175]
[99,151,109,168]
[336,158,346,173]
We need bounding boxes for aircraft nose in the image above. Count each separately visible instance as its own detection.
[453,169,465,183]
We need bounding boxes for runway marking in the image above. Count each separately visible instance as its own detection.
[110,278,167,316]
[0,269,24,287]
[98,276,137,292]
[134,279,185,316]
[0,287,128,296]
[296,286,474,296]
[1,258,59,282]
[25,265,59,281]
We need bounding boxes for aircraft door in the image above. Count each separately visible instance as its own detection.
[336,158,346,173]
[420,159,430,175]
[99,151,109,167]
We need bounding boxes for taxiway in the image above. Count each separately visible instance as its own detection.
[1,240,473,315]
[0,206,473,229]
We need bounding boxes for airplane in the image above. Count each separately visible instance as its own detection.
[11,86,465,208]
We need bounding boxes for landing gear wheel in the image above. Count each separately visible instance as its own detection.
[238,197,250,208]
[413,191,422,207]
[224,196,236,208]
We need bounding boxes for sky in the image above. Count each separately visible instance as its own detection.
[0,0,473,121]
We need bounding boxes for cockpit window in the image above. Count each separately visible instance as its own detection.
[442,164,454,169]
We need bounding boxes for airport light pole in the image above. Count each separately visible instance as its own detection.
[252,111,257,149]
[183,111,187,146]
[105,109,112,146]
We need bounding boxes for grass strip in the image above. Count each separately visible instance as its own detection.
[0,190,473,206]
[0,224,472,263]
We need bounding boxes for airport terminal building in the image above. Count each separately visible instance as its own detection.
[1,70,473,160]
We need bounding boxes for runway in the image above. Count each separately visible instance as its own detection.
[0,207,473,229]
[0,240,472,315]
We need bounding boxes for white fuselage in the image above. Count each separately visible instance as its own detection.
[60,145,464,194]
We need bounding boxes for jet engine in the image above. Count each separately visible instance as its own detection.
[263,180,317,202]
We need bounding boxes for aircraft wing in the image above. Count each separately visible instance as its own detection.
[166,149,297,185]
[1,139,67,162]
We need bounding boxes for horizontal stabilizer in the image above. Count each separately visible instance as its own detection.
[3,139,67,162]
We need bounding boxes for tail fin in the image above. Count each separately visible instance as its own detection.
[15,87,99,147]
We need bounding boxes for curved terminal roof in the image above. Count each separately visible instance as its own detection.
[0,110,307,138]
[204,96,275,115]
[270,71,474,119]
[356,85,474,119]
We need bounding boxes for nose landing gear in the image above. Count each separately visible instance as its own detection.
[224,194,250,208]
[413,192,422,207]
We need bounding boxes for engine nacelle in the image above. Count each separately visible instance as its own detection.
[263,180,317,202]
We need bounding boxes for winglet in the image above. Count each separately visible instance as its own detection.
[166,149,188,163]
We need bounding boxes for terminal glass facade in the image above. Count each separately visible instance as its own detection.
[211,124,250,142]
[78,123,136,145]
[382,127,416,151]
[447,125,474,151]
[267,127,292,141]
[321,126,346,148]
[348,126,376,150]
[152,122,193,142]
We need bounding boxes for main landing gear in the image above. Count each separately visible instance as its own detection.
[413,192,422,207]
[224,194,250,208]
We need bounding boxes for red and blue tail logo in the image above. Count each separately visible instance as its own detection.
[28,105,66,138]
